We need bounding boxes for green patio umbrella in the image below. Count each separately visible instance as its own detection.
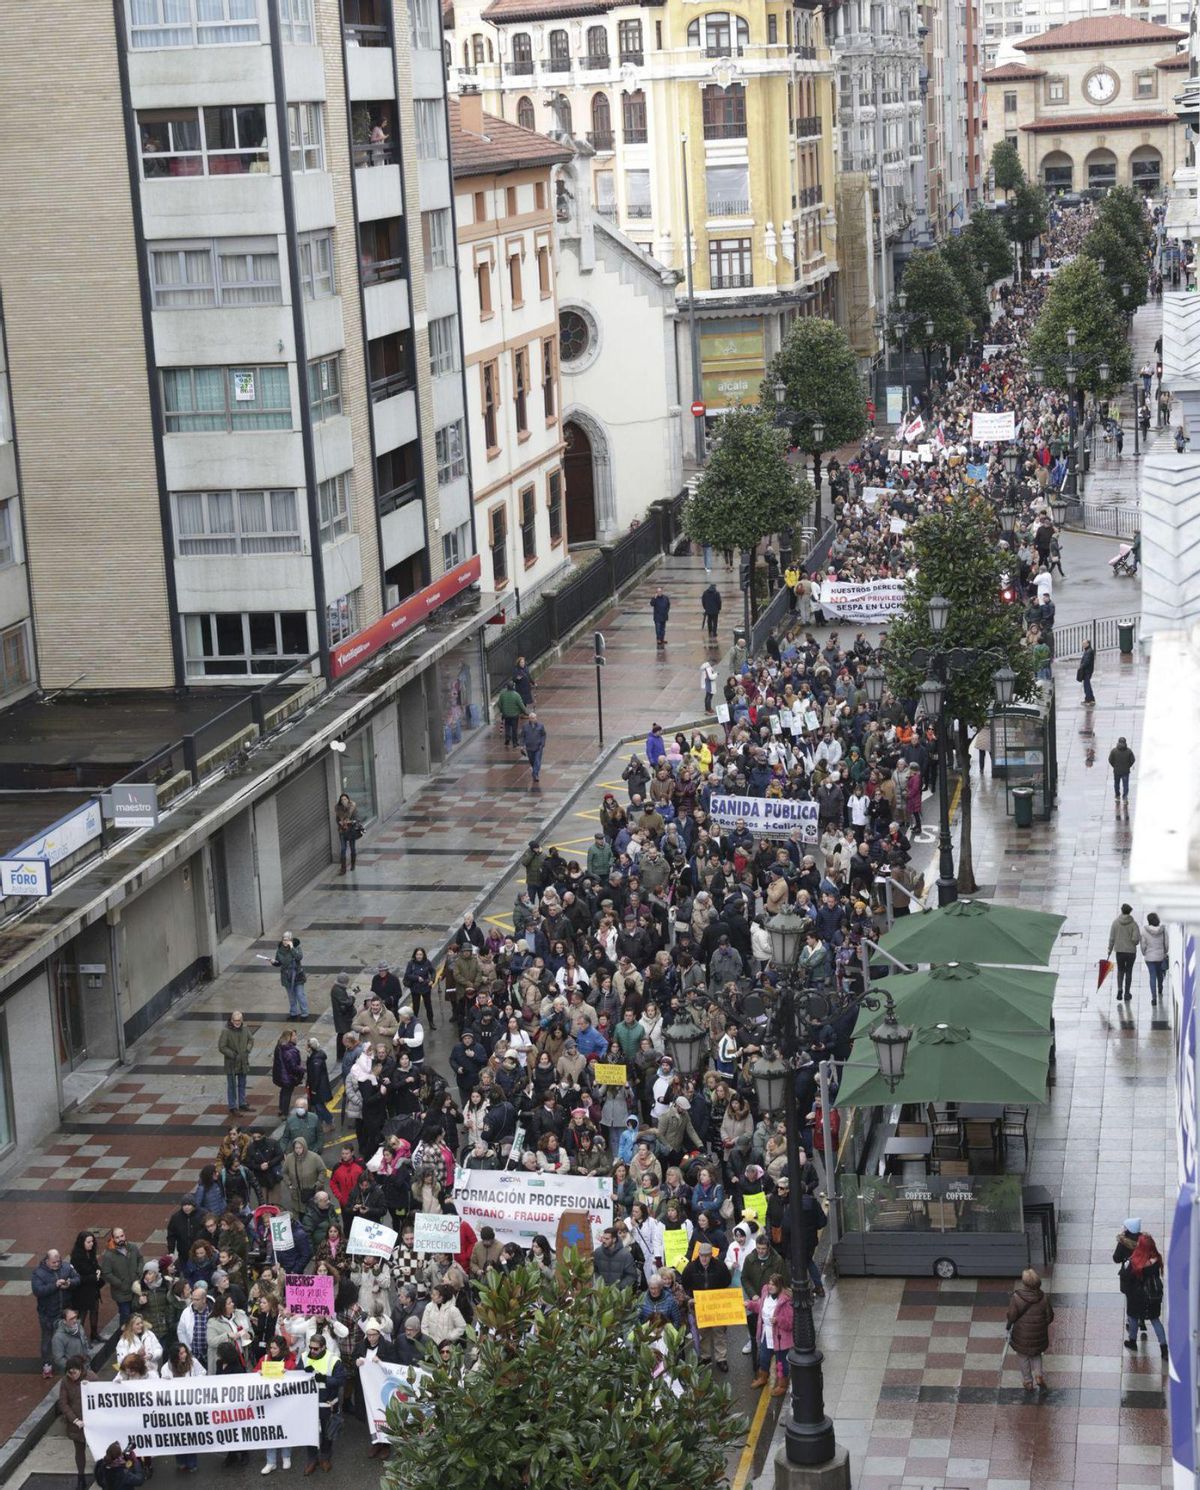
[878,899,1065,968]
[852,962,1056,1035]
[835,1022,1052,1108]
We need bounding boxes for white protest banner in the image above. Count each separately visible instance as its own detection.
[708,795,819,843]
[818,578,907,622]
[803,710,820,733]
[358,1358,432,1444]
[889,516,907,535]
[862,486,888,507]
[347,1216,398,1258]
[268,1214,293,1255]
[82,1372,318,1460]
[412,1211,461,1255]
[770,714,782,735]
[916,443,933,464]
[779,707,794,730]
[981,343,1011,360]
[715,703,731,724]
[887,448,901,463]
[972,410,1015,442]
[450,1172,613,1249]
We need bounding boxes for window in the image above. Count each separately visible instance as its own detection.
[429,314,460,377]
[474,190,488,222]
[148,238,281,307]
[618,17,643,60]
[1047,76,1066,102]
[509,249,523,305]
[490,507,508,586]
[535,181,546,210]
[542,334,556,417]
[595,171,615,216]
[288,102,324,172]
[547,470,563,546]
[538,242,552,294]
[161,365,291,432]
[377,443,421,513]
[352,101,398,166]
[701,83,746,139]
[517,95,536,129]
[511,31,533,72]
[327,590,360,646]
[368,332,414,400]
[138,105,268,176]
[173,488,302,555]
[414,99,448,159]
[1003,90,1017,112]
[435,420,467,484]
[442,521,470,570]
[0,499,15,568]
[307,356,343,423]
[548,28,570,68]
[559,308,592,362]
[1136,70,1156,98]
[506,186,518,218]
[708,237,752,288]
[521,486,537,562]
[513,347,529,434]
[477,257,493,314]
[128,0,258,49]
[482,361,500,450]
[361,216,405,284]
[622,89,647,143]
[768,14,778,42]
[706,164,750,216]
[408,0,441,48]
[685,12,748,53]
[586,24,609,63]
[183,611,309,677]
[590,92,613,149]
[280,0,314,44]
[298,231,335,300]
[422,208,453,269]
[317,472,352,544]
[625,168,651,218]
[0,622,32,698]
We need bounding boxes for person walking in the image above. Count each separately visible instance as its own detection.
[1141,912,1168,1005]
[496,680,528,749]
[334,793,359,875]
[521,712,547,785]
[701,583,722,641]
[681,1245,733,1370]
[1108,903,1142,1002]
[274,932,308,1020]
[1076,639,1095,706]
[1108,736,1135,806]
[272,1028,304,1118]
[305,1037,334,1131]
[1115,1220,1168,1359]
[32,1249,80,1377]
[701,659,717,714]
[57,1357,95,1490]
[651,587,671,647]
[218,1010,253,1115]
[511,655,535,708]
[1006,1268,1053,1393]
[100,1228,144,1327]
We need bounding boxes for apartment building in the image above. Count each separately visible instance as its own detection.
[981,0,1189,69]
[443,0,839,418]
[923,0,984,239]
[0,0,485,709]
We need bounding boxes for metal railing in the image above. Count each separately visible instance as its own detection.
[586,129,614,150]
[623,126,648,144]
[582,52,610,68]
[711,272,753,289]
[702,119,748,140]
[1059,499,1140,539]
[707,198,751,217]
[1052,614,1139,660]
[750,522,836,654]
[504,59,534,74]
[795,114,821,137]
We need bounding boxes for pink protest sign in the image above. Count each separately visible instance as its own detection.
[285,1273,335,1316]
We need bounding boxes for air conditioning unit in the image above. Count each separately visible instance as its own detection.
[386,585,400,609]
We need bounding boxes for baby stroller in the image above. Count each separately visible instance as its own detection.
[1110,533,1140,577]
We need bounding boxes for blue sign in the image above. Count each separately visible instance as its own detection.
[1169,932,1197,1486]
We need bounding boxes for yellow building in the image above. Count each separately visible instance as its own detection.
[443,0,839,413]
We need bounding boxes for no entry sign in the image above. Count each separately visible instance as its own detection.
[691,401,706,418]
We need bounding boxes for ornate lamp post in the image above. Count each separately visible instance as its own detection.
[772,378,827,532]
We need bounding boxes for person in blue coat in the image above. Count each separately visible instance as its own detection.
[651,587,671,646]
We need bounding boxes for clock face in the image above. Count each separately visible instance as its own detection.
[1085,68,1118,104]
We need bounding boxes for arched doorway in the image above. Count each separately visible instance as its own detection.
[563,420,597,542]
[1085,147,1117,192]
[1130,144,1162,196]
[1040,150,1073,193]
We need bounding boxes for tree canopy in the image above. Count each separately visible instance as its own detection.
[383,1258,746,1490]
[1026,256,1132,395]
[1097,185,1151,251]
[683,405,811,552]
[1081,218,1148,310]
[963,208,1015,285]
[763,316,866,454]
[895,249,973,358]
[1005,181,1049,254]
[991,139,1025,194]
[940,233,991,331]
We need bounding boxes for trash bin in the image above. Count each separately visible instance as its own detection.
[1118,621,1135,655]
[1083,448,1091,474]
[1013,786,1035,828]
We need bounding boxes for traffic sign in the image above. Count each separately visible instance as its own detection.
[691,401,706,418]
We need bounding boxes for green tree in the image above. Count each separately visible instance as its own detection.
[1027,256,1132,397]
[1081,219,1147,310]
[991,138,1025,196]
[883,499,1036,895]
[763,317,866,516]
[384,1258,746,1490]
[963,208,1015,285]
[1097,185,1150,251]
[940,234,990,331]
[1005,182,1049,279]
[895,249,973,381]
[683,404,813,613]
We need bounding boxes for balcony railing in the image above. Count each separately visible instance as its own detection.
[362,253,406,286]
[545,55,572,71]
[353,140,400,167]
[370,369,415,402]
[583,52,610,68]
[711,272,753,289]
[597,203,617,218]
[346,21,389,45]
[619,48,644,63]
[378,479,420,518]
[707,198,751,216]
[703,119,747,140]
[794,42,816,58]
[799,185,822,207]
[795,114,821,138]
[705,43,743,55]
[587,129,615,150]
[505,59,534,74]
[627,203,652,217]
[623,125,648,143]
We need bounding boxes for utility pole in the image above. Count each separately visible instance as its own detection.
[593,631,606,746]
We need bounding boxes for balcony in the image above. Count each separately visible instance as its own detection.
[703,120,747,140]
[623,125,648,143]
[626,203,652,217]
[505,59,534,74]
[794,42,817,58]
[344,0,389,45]
[795,114,821,138]
[619,48,644,63]
[705,43,743,56]
[711,272,753,289]
[378,478,419,518]
[545,55,572,71]
[352,101,400,168]
[799,185,822,207]
[707,198,751,216]
[587,129,615,150]
[346,21,389,45]
[583,52,610,68]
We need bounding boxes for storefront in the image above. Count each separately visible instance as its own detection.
[699,318,766,411]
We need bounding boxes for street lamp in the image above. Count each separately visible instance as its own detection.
[772,378,828,530]
[750,939,912,1474]
[891,292,918,420]
[1050,494,1067,526]
[863,663,885,705]
[927,593,951,635]
[664,1015,707,1076]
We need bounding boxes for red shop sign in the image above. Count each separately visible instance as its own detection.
[329,554,482,680]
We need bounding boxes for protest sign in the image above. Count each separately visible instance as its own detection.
[817,578,907,622]
[412,1211,461,1255]
[779,707,794,730]
[971,409,1015,442]
[268,1214,293,1255]
[451,1172,613,1249]
[81,1373,318,1460]
[347,1216,398,1258]
[357,1359,432,1444]
[284,1274,334,1316]
[715,703,731,724]
[261,1360,284,1378]
[509,1121,526,1163]
[708,795,819,843]
[889,516,907,534]
[887,448,901,463]
[862,486,888,507]
[803,710,820,733]
[693,1288,749,1329]
[740,1191,768,1228]
[593,1062,628,1087]
[916,443,932,464]
[662,1227,690,1271]
[965,462,989,484]
[770,714,782,735]
[981,343,1011,359]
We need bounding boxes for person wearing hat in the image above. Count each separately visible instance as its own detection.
[354,1316,398,1457]
[1108,735,1136,806]
[587,832,614,880]
[681,1244,733,1368]
[643,1096,704,1168]
[370,962,402,1013]
[273,932,307,1021]
[330,973,356,1041]
[300,1333,346,1474]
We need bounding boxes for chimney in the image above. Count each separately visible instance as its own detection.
[460,86,484,136]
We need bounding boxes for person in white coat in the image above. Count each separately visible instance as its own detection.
[115,1315,163,1375]
[1141,912,1168,1005]
[724,1221,759,1355]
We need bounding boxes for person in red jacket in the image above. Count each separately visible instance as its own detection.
[747,1275,795,1395]
[329,1146,364,1209]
